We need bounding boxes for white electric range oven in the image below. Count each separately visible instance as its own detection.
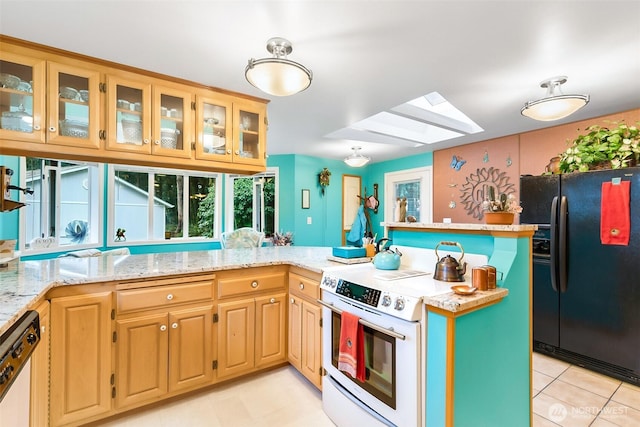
[319,246,487,427]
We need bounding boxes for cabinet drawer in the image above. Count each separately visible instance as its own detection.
[218,271,286,299]
[288,272,320,300]
[117,281,213,313]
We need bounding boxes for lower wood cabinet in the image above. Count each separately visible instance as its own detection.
[115,305,214,409]
[30,299,50,427]
[114,275,215,410]
[217,293,287,379]
[216,266,288,380]
[288,268,323,389]
[49,292,113,427]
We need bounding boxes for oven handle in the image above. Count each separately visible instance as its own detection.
[317,299,406,341]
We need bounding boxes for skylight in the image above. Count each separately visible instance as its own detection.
[326,92,483,146]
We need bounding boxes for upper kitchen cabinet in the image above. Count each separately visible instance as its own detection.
[46,61,101,149]
[194,92,233,161]
[0,35,268,174]
[0,51,46,143]
[232,99,267,167]
[105,74,193,159]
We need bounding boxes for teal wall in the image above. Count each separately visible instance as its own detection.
[1,151,433,259]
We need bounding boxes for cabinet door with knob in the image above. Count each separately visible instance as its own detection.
[114,275,215,410]
[255,293,287,368]
[288,269,322,389]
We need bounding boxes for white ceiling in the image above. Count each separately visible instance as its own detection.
[1,0,639,164]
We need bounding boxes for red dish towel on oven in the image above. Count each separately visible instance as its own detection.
[601,180,631,245]
[337,311,366,382]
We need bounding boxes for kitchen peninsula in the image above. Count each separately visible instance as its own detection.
[0,223,534,427]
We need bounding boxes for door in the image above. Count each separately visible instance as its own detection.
[232,99,266,166]
[301,301,322,388]
[194,93,233,160]
[50,292,113,426]
[47,61,101,148]
[151,84,193,158]
[288,296,302,370]
[0,51,46,143]
[115,312,169,409]
[559,167,640,374]
[217,299,255,378]
[105,73,152,153]
[255,293,286,368]
[168,306,213,392]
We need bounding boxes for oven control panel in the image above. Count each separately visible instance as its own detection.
[0,310,40,401]
[335,280,381,308]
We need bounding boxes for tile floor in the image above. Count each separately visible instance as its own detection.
[533,352,640,426]
[91,352,640,427]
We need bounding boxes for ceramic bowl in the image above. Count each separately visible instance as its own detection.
[59,86,79,100]
[79,90,90,102]
[0,73,20,89]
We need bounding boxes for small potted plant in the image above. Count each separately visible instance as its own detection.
[272,231,293,246]
[559,121,640,173]
[481,186,522,224]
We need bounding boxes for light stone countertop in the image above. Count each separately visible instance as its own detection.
[424,288,509,315]
[1,245,510,334]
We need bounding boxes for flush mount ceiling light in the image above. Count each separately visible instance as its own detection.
[245,37,313,97]
[521,76,589,121]
[344,147,370,167]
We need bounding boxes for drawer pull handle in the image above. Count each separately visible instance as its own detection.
[299,283,305,290]
[251,281,258,288]
[166,294,174,300]
[160,325,167,331]
[270,298,276,304]
[290,298,295,304]
[172,322,178,329]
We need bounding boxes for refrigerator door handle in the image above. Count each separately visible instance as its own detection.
[550,196,559,292]
[558,196,568,293]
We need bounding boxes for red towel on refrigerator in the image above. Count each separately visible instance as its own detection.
[337,311,366,382]
[600,180,631,245]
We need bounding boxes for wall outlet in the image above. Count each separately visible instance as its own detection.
[307,217,312,224]
[443,217,452,223]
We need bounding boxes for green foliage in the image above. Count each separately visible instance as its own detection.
[559,121,640,173]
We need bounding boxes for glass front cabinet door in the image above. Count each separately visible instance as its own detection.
[194,93,233,161]
[105,74,152,154]
[0,51,46,143]
[47,61,101,149]
[152,85,193,159]
[233,100,266,166]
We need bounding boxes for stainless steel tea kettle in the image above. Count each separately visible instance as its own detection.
[434,241,467,282]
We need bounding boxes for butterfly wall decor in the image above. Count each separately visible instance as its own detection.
[450,155,467,171]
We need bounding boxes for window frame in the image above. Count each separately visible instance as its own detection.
[383,166,433,224]
[107,164,221,246]
[224,167,279,236]
[18,156,104,256]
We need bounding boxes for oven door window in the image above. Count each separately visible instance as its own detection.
[330,311,396,409]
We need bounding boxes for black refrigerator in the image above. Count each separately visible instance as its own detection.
[520,167,640,385]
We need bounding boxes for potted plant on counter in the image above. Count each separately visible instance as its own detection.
[559,121,640,173]
[481,186,522,225]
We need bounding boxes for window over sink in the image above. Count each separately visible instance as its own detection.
[108,165,220,243]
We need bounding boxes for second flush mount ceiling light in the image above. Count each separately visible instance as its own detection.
[245,37,313,97]
[344,147,371,167]
[521,76,589,121]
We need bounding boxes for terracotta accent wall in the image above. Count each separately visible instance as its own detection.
[433,135,520,223]
[433,108,640,224]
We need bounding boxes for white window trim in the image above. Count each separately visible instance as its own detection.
[224,167,279,234]
[383,166,433,224]
[107,164,221,246]
[18,157,105,255]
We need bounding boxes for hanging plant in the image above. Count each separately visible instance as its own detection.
[559,121,640,173]
[319,168,331,195]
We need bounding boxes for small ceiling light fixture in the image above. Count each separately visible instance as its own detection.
[521,76,589,121]
[245,37,313,97]
[344,147,371,167]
